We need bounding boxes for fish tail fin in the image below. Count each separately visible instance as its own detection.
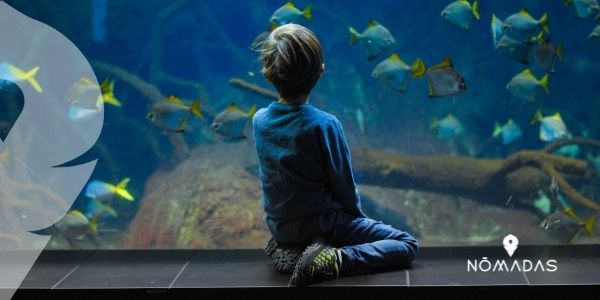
[115,178,135,201]
[535,31,544,44]
[429,118,438,130]
[349,27,360,45]
[539,74,549,93]
[584,214,597,235]
[564,0,573,6]
[530,109,543,124]
[472,0,480,20]
[89,215,99,235]
[190,99,203,118]
[248,104,258,119]
[103,95,122,107]
[13,66,43,93]
[24,67,43,93]
[411,58,426,78]
[584,214,596,236]
[493,122,502,138]
[539,12,549,34]
[556,42,564,61]
[303,6,312,21]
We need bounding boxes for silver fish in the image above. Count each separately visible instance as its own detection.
[269,2,311,26]
[541,209,595,243]
[211,103,257,139]
[495,34,533,64]
[441,0,480,30]
[371,54,426,92]
[506,69,548,103]
[534,35,563,73]
[565,0,600,19]
[502,9,549,43]
[425,57,466,97]
[146,95,202,133]
[349,20,396,61]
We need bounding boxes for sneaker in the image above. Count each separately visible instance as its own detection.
[289,244,342,286]
[264,238,306,274]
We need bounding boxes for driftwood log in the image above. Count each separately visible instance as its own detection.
[229,78,279,99]
[230,78,600,213]
[352,147,598,212]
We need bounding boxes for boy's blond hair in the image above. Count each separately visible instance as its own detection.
[258,24,323,99]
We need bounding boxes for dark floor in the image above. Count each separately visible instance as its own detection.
[8,245,600,298]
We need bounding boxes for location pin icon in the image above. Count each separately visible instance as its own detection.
[503,234,519,257]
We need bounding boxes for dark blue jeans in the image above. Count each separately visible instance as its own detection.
[324,212,418,274]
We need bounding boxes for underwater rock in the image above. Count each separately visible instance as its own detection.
[121,142,270,249]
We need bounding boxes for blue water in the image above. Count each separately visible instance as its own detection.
[4,0,599,248]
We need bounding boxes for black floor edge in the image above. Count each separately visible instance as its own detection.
[12,285,600,299]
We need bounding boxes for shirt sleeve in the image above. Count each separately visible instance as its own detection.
[321,118,366,218]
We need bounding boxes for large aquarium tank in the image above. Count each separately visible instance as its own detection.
[1,0,599,251]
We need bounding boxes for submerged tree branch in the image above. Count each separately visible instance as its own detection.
[229,78,279,100]
[352,146,598,213]
[542,137,600,153]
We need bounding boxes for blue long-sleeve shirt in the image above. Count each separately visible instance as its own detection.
[252,101,366,243]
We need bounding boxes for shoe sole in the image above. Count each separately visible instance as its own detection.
[289,243,325,286]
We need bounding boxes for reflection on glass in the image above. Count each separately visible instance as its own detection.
[3,0,598,250]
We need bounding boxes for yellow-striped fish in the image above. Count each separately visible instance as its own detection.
[0,63,42,93]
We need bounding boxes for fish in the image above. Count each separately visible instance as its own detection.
[565,0,600,19]
[530,110,569,142]
[66,77,121,110]
[587,153,600,170]
[356,108,365,134]
[349,20,396,61]
[0,62,42,93]
[86,198,118,220]
[495,34,533,64]
[491,14,504,47]
[541,208,596,243]
[425,57,466,98]
[211,103,257,139]
[441,0,480,30]
[533,190,552,215]
[493,118,522,145]
[85,178,135,202]
[555,143,580,158]
[506,69,548,102]
[146,95,203,133]
[269,2,311,26]
[53,210,99,239]
[66,77,121,121]
[99,78,122,107]
[430,114,464,139]
[252,29,272,50]
[66,77,103,114]
[534,33,564,73]
[589,25,600,42]
[502,9,549,43]
[371,54,426,92]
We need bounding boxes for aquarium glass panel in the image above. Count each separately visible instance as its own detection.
[2,0,599,250]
